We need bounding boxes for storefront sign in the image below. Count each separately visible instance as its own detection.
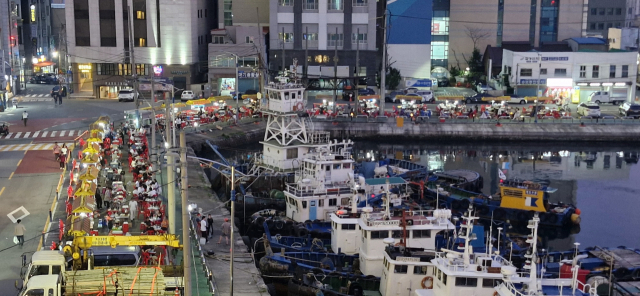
[522,57,539,63]
[546,78,573,87]
[30,5,36,22]
[170,70,188,75]
[238,71,258,79]
[541,57,568,61]
[519,79,546,85]
[78,64,91,73]
[105,81,129,86]
[405,79,432,88]
[153,65,163,75]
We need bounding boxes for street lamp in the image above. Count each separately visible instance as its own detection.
[31,57,38,64]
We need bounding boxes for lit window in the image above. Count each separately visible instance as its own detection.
[352,33,367,44]
[304,0,318,10]
[279,32,294,43]
[136,10,145,20]
[138,38,146,47]
[328,0,343,10]
[353,0,367,6]
[279,0,293,6]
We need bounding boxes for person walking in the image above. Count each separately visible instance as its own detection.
[200,218,208,242]
[59,148,67,169]
[22,111,28,126]
[218,218,231,245]
[53,142,61,161]
[14,219,26,247]
[95,188,103,210]
[128,199,138,221]
[206,214,214,238]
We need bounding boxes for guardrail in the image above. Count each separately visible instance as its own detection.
[308,115,640,125]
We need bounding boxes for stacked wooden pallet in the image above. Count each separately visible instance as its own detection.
[64,267,167,295]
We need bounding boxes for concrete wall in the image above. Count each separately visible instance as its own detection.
[449,0,497,70]
[312,120,640,142]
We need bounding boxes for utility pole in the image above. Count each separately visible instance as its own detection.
[165,86,171,147]
[256,7,265,94]
[304,26,308,84]
[332,27,338,113]
[167,152,176,234]
[379,9,388,116]
[127,5,138,109]
[6,0,13,95]
[355,28,360,97]
[235,54,239,111]
[230,166,236,295]
[63,25,69,96]
[179,131,192,296]
[150,71,156,165]
[281,27,285,74]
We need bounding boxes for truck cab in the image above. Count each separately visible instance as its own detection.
[18,274,62,296]
[588,91,625,105]
[21,251,65,287]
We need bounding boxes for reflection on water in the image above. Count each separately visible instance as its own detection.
[354,142,640,251]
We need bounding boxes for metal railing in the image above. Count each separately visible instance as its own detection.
[308,115,640,125]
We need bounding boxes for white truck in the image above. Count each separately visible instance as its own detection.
[20,251,66,287]
[588,91,626,105]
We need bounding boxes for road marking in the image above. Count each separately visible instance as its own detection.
[32,131,40,137]
[0,142,73,152]
[15,132,22,138]
[60,130,66,137]
[41,131,48,137]
[7,206,30,223]
[0,187,4,197]
[17,159,22,166]
[50,131,57,137]
[8,172,14,180]
[6,132,12,138]
[39,94,44,97]
[24,132,31,138]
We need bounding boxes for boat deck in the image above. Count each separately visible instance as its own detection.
[435,169,481,183]
[589,248,640,270]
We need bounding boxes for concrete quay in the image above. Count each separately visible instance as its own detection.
[311,120,640,142]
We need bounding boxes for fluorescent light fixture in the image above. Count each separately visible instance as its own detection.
[546,78,573,87]
[576,83,588,86]
[590,83,600,86]
[602,83,613,86]
[614,82,626,86]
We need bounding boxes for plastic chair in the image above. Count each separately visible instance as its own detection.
[141,251,151,265]
[140,223,147,232]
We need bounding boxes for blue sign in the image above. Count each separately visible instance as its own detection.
[406,79,432,87]
[237,71,258,79]
[519,79,546,85]
[387,0,432,45]
[541,57,568,61]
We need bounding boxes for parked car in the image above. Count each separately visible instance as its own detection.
[476,83,493,92]
[30,75,56,84]
[588,91,626,105]
[464,92,495,104]
[436,77,449,87]
[357,88,376,96]
[180,90,195,101]
[117,89,136,102]
[385,90,405,103]
[577,102,601,117]
[619,102,640,117]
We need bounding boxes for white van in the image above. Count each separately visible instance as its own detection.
[588,91,626,105]
[416,90,435,103]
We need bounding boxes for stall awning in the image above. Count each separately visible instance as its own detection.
[33,61,56,67]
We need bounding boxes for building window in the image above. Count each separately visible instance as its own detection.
[592,65,599,78]
[303,33,318,40]
[589,23,596,30]
[616,8,622,15]
[629,7,633,14]
[610,65,616,78]
[303,0,318,10]
[607,23,613,28]
[327,33,344,47]
[205,9,207,17]
[135,64,147,75]
[279,32,294,43]
[279,0,293,6]
[286,149,298,159]
[353,0,367,6]
[213,36,224,44]
[137,38,146,47]
[599,8,605,15]
[598,23,604,30]
[622,65,628,78]
[223,0,232,26]
[607,8,613,15]
[579,66,586,78]
[590,8,596,15]
[554,68,566,77]
[352,33,367,44]
[136,10,145,19]
[328,0,343,10]
[245,36,254,43]
[540,68,547,75]
[520,68,532,77]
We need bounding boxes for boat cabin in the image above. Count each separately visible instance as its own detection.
[264,76,305,113]
[498,179,555,212]
[380,246,437,296]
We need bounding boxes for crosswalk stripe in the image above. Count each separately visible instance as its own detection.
[68,130,75,136]
[0,142,72,152]
[39,94,44,97]
[50,131,57,137]
[15,132,22,138]
[11,144,24,151]
[41,131,48,137]
[6,133,13,138]
[32,131,40,138]
[24,132,31,138]
[60,130,66,137]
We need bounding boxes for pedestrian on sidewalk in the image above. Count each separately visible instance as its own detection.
[53,142,61,161]
[22,111,28,126]
[206,214,214,238]
[59,149,67,169]
[128,199,138,221]
[14,219,26,247]
[218,218,231,245]
[200,218,208,242]
[95,188,103,210]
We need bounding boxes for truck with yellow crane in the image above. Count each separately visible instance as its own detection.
[18,234,184,296]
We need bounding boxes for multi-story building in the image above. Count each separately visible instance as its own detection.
[21,0,56,76]
[1,0,23,95]
[217,0,269,28]
[445,0,586,69]
[268,0,377,86]
[502,38,638,102]
[65,0,214,98]
[586,0,627,38]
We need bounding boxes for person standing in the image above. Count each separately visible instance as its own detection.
[22,111,28,126]
[59,148,67,169]
[200,218,208,242]
[206,214,214,238]
[14,219,26,247]
[128,199,138,221]
[218,218,231,245]
[53,143,61,161]
[95,188,103,210]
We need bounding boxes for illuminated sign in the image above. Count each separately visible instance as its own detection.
[30,5,35,22]
[153,65,163,75]
[546,78,573,87]
[78,64,91,73]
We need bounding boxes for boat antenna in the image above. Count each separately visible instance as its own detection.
[524,213,541,294]
[384,178,391,219]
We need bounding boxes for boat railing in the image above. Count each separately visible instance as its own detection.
[308,131,330,144]
[285,183,352,197]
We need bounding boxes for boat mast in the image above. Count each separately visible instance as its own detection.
[524,213,541,294]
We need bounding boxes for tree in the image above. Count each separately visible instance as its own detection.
[376,67,402,90]
[464,25,491,50]
[465,48,484,82]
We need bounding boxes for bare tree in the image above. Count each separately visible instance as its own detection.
[465,25,491,50]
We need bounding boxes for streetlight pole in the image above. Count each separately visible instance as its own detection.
[235,54,239,112]
[379,9,388,116]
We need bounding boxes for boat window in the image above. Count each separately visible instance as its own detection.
[284,92,290,100]
[414,266,428,275]
[482,279,503,287]
[341,198,350,206]
[394,264,408,274]
[341,224,356,230]
[292,92,296,99]
[298,91,302,97]
[24,289,44,296]
[443,273,447,285]
[329,198,337,206]
[370,230,387,239]
[413,230,431,238]
[286,149,298,159]
[455,277,478,287]
[437,268,441,280]
[326,165,330,171]
[310,201,316,207]
[302,201,307,209]
[343,163,351,169]
[333,164,341,170]
[51,265,61,275]
[318,199,324,207]
[392,230,403,238]
[363,229,367,238]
